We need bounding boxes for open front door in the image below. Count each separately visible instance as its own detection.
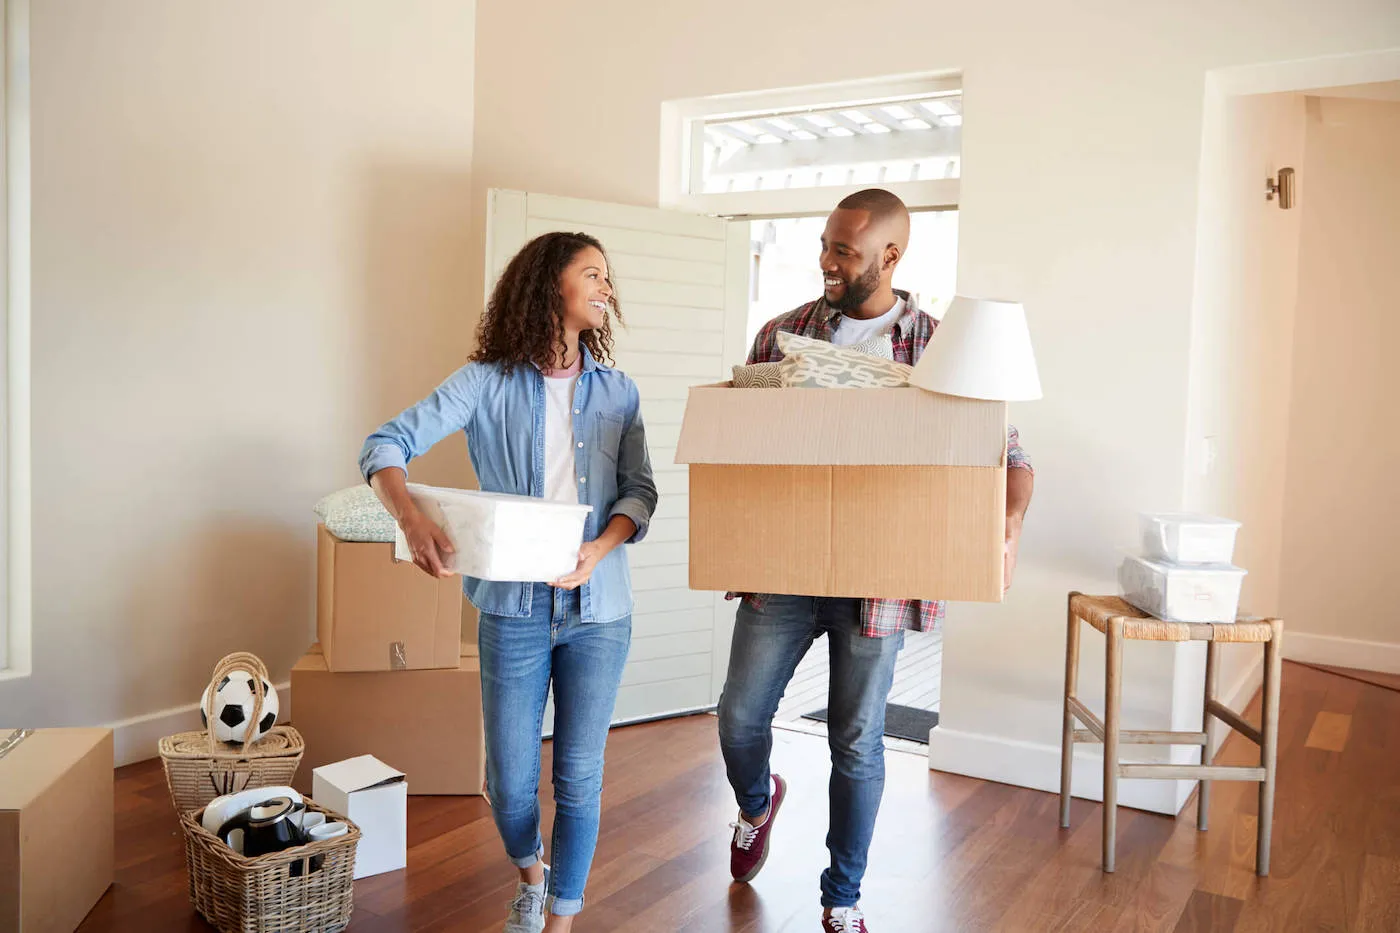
[485,189,749,727]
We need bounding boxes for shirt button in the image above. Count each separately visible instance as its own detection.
[576,442,584,448]
[573,409,580,415]
[579,477,587,484]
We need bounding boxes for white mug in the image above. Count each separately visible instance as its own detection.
[308,821,348,842]
[294,811,326,832]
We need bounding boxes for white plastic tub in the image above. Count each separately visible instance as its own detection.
[1118,555,1247,623]
[394,484,593,582]
[1140,512,1241,565]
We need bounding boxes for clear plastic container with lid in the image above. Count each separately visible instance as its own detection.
[1118,555,1246,623]
[1140,512,1241,565]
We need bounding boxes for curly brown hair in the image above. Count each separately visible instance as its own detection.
[471,231,622,373]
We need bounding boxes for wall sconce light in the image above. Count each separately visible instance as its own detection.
[1266,167,1295,209]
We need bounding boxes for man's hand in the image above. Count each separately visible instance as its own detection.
[400,511,456,578]
[1004,514,1024,593]
[553,539,607,591]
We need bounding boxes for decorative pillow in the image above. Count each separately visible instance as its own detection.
[845,333,895,360]
[731,362,784,388]
[775,331,913,388]
[313,485,398,542]
[781,330,895,360]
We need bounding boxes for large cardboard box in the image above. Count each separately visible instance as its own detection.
[675,385,1007,602]
[312,755,407,880]
[0,727,113,933]
[290,643,484,795]
[317,523,463,672]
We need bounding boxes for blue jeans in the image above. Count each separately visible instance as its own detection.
[478,583,631,917]
[717,595,904,909]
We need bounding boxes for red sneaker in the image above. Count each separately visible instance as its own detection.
[822,906,868,932]
[728,773,787,883]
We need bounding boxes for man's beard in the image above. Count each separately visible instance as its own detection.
[827,260,881,311]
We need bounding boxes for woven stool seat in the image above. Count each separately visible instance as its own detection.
[1068,593,1276,643]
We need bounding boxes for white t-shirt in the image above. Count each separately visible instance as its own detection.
[542,365,581,505]
[832,296,906,347]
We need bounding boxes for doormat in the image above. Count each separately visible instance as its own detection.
[801,703,939,744]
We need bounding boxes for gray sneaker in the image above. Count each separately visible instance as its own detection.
[504,866,550,933]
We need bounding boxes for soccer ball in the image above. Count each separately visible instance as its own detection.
[200,670,279,744]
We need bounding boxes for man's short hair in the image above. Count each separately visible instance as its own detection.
[836,188,909,223]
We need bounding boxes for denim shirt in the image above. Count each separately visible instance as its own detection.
[359,345,657,624]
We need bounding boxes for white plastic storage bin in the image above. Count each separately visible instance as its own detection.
[1140,512,1241,565]
[1118,555,1247,623]
[395,484,593,582]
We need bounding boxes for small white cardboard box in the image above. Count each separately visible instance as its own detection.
[312,754,407,879]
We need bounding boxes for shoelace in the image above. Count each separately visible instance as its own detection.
[509,886,545,918]
[729,818,760,851]
[826,906,867,932]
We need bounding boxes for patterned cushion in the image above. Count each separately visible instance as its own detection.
[731,362,784,388]
[842,332,895,360]
[313,485,398,542]
[775,331,913,388]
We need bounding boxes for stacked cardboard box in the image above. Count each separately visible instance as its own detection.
[289,525,485,796]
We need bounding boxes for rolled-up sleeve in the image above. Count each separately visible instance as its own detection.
[608,382,658,544]
[359,365,480,483]
[1007,424,1034,474]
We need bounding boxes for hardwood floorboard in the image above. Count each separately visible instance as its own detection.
[1170,890,1244,933]
[78,661,1400,932]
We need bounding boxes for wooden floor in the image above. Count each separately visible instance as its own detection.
[1297,662,1400,694]
[773,629,942,754]
[82,660,1399,932]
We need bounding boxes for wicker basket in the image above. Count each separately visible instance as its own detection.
[181,799,361,933]
[160,651,306,814]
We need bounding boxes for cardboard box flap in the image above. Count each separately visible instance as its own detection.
[0,728,111,811]
[313,754,405,793]
[674,384,1006,467]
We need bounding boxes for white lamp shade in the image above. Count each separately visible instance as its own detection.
[908,296,1043,401]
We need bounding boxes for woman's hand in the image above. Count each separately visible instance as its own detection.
[553,539,607,590]
[400,510,456,578]
[552,514,638,590]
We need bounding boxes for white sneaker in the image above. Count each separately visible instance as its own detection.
[823,905,868,932]
[504,865,550,933]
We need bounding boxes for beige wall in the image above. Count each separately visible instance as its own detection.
[0,1,476,749]
[1279,96,1400,652]
[1183,91,1307,705]
[472,0,1400,806]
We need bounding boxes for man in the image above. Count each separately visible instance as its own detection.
[716,188,1034,932]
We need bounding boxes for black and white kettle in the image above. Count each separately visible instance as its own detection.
[216,796,305,857]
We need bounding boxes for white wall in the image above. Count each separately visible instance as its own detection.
[1278,95,1400,672]
[0,1,477,762]
[1181,91,1308,745]
[472,0,1400,811]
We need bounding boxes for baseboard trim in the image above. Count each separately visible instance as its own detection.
[1282,632,1400,675]
[109,680,291,768]
[927,726,1184,815]
[929,650,1267,818]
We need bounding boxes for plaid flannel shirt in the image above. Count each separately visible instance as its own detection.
[732,291,1034,637]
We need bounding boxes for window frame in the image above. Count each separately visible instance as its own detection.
[661,72,962,217]
[0,0,32,680]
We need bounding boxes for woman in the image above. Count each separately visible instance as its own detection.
[359,232,657,932]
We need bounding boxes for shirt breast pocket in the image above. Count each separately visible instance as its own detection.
[592,410,625,467]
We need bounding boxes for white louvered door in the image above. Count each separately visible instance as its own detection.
[485,189,748,727]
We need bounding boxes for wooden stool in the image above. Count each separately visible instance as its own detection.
[1058,593,1284,874]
